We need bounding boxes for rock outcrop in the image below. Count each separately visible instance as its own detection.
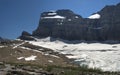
[19,31,35,41]
[23,3,120,41]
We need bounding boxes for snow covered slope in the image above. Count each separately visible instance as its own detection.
[29,37,120,71]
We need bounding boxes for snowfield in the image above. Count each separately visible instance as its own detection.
[88,13,101,19]
[29,37,120,71]
[42,15,65,19]
[17,55,37,61]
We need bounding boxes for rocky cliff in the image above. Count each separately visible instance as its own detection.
[20,3,120,41]
[19,31,35,41]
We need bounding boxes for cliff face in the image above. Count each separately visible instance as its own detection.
[23,3,120,41]
[32,9,87,40]
[98,3,120,41]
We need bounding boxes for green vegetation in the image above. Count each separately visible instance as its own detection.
[0,61,120,75]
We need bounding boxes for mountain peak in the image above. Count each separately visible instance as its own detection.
[20,3,120,41]
[117,2,120,6]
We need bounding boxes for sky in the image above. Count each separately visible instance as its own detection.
[0,0,120,39]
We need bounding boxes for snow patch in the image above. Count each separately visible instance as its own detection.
[48,12,57,15]
[66,55,78,59]
[67,54,88,59]
[17,57,24,60]
[44,53,59,58]
[20,46,29,49]
[17,55,37,61]
[48,60,53,63]
[75,16,79,18]
[42,15,65,19]
[68,19,72,21]
[39,49,44,50]
[25,55,37,61]
[0,46,5,48]
[50,55,60,58]
[13,42,25,49]
[20,46,43,54]
[88,14,101,19]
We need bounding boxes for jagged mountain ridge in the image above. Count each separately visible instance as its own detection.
[20,3,120,41]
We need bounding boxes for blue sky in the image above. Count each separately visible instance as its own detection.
[0,0,120,39]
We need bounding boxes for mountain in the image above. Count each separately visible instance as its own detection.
[19,3,117,41]
[0,37,11,43]
[0,37,3,41]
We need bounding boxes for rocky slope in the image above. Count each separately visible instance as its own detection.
[0,40,70,66]
[1,39,120,74]
[1,39,119,75]
[19,3,120,41]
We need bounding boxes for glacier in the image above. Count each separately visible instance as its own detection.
[29,37,120,71]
